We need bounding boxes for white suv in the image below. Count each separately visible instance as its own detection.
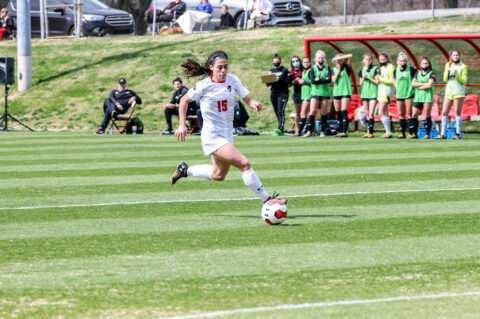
[147,0,305,29]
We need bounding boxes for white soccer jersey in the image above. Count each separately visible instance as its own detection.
[188,74,249,155]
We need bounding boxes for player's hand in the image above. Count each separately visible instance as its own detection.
[128,97,136,104]
[450,68,457,75]
[249,100,262,113]
[298,79,304,84]
[175,124,187,142]
[117,104,123,111]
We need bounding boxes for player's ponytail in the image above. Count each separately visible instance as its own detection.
[181,51,229,79]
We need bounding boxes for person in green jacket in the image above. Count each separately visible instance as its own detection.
[297,56,312,136]
[305,50,332,137]
[435,49,468,140]
[332,53,353,137]
[411,56,436,139]
[377,53,396,138]
[359,53,379,138]
[393,52,417,139]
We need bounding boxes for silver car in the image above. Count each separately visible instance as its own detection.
[148,0,305,29]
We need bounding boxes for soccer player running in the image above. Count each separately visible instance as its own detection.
[171,50,286,205]
[358,53,379,138]
[305,50,332,137]
[393,52,416,139]
[332,54,353,137]
[377,53,395,138]
[411,56,436,139]
[296,56,312,136]
[435,49,468,140]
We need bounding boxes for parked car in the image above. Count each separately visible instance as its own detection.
[146,0,305,30]
[7,0,135,37]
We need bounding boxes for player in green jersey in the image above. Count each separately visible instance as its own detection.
[332,53,353,137]
[393,52,417,139]
[435,49,468,140]
[359,53,379,138]
[377,53,395,138]
[297,56,312,136]
[411,56,436,139]
[305,50,332,137]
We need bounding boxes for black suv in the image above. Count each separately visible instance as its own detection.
[7,0,135,37]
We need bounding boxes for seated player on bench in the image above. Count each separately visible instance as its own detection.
[95,77,142,135]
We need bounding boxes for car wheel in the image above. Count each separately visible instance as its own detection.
[68,26,85,37]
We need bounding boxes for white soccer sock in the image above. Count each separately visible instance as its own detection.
[381,116,392,135]
[441,116,448,136]
[456,115,462,135]
[187,165,213,181]
[241,168,270,202]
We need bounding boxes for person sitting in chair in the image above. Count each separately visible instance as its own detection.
[241,0,272,29]
[162,77,201,135]
[0,8,15,40]
[95,78,142,135]
[217,5,235,30]
[174,0,212,34]
[158,0,186,23]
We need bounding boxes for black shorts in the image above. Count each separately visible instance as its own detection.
[397,94,415,102]
[361,97,376,102]
[333,95,351,101]
[292,92,302,104]
[413,102,425,110]
[312,95,330,101]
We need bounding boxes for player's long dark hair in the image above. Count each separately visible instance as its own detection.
[181,51,229,79]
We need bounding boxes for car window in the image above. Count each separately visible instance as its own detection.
[82,0,110,10]
[30,0,40,11]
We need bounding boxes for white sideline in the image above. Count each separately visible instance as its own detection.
[166,290,480,319]
[2,187,480,211]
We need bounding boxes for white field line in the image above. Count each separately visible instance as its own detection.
[166,290,480,319]
[2,187,480,212]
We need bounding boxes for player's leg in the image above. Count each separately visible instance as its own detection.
[378,99,392,138]
[340,97,350,135]
[438,97,453,138]
[333,98,342,135]
[212,143,278,203]
[397,100,406,138]
[423,102,433,139]
[366,99,376,137]
[319,98,328,137]
[277,93,289,133]
[409,104,422,138]
[298,99,310,136]
[304,97,317,136]
[453,97,464,139]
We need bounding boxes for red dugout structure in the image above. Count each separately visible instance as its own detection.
[304,34,480,94]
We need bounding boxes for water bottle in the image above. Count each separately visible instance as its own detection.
[109,124,114,135]
[132,126,137,135]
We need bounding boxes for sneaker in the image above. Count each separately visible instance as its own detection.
[111,110,118,119]
[397,133,406,139]
[319,131,326,137]
[94,128,105,135]
[379,133,392,139]
[452,134,461,140]
[273,129,284,136]
[264,191,287,205]
[434,134,446,139]
[171,162,189,185]
[423,134,430,139]
[161,129,174,135]
[303,131,312,137]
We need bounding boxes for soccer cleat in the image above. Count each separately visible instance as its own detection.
[161,129,174,135]
[363,133,374,138]
[94,128,105,135]
[407,134,418,139]
[273,129,284,136]
[334,132,347,138]
[434,134,446,139]
[171,162,189,185]
[379,133,392,139]
[397,133,406,139]
[423,134,430,139]
[319,131,326,137]
[264,191,287,205]
[452,134,461,140]
[303,131,312,137]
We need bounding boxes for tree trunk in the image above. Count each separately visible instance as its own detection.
[444,0,459,7]
[101,0,151,35]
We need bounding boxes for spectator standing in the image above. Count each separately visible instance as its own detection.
[359,53,379,138]
[95,78,142,135]
[332,54,353,137]
[393,53,416,139]
[377,53,396,138]
[266,54,291,136]
[176,0,212,34]
[411,56,436,139]
[289,55,303,135]
[297,57,311,136]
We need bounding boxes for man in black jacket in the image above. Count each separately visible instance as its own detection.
[266,54,291,135]
[95,78,142,135]
[158,0,186,23]
[161,77,200,135]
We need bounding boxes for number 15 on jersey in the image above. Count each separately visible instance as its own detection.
[217,100,228,112]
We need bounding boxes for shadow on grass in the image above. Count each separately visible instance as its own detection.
[34,38,204,86]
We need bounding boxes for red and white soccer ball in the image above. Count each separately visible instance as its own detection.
[262,199,288,225]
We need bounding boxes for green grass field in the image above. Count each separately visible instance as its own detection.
[1,132,480,318]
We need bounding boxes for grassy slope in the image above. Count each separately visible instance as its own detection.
[0,133,480,318]
[1,16,480,132]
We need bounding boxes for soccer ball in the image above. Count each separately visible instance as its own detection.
[262,199,288,225]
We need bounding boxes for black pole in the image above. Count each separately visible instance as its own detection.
[0,84,34,131]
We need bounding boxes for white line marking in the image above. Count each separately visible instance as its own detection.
[2,187,480,211]
[165,290,480,319]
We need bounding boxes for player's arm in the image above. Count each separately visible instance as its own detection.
[358,70,364,86]
[175,93,191,142]
[443,62,450,83]
[379,65,394,85]
[243,95,262,113]
[455,64,468,85]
